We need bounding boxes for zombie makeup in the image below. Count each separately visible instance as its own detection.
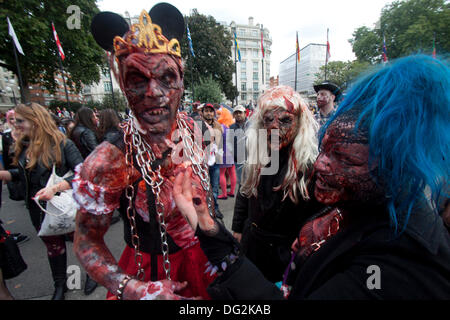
[313,119,382,206]
[316,89,335,108]
[262,107,299,151]
[121,53,183,139]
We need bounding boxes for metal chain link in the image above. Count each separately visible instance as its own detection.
[122,113,217,281]
[122,122,146,281]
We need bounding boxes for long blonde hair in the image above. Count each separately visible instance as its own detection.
[13,103,66,170]
[240,86,319,203]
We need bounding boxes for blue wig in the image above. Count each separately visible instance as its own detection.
[321,54,450,234]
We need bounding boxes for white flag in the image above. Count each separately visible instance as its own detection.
[7,17,24,55]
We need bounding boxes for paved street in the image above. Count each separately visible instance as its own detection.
[2,183,236,300]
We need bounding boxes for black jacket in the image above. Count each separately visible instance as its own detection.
[8,139,83,231]
[232,150,323,282]
[71,125,98,159]
[209,204,450,300]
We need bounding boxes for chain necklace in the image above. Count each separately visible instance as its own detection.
[122,113,215,281]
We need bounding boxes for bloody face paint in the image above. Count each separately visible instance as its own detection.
[121,53,183,142]
[262,107,299,150]
[313,121,380,205]
[316,89,335,109]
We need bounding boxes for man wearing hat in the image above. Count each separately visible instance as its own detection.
[313,81,341,127]
[189,101,202,121]
[229,105,249,187]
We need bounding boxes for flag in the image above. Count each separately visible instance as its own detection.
[296,31,300,63]
[326,29,331,63]
[7,17,24,55]
[432,34,436,59]
[261,30,265,59]
[52,22,65,61]
[234,32,241,62]
[382,35,388,62]
[186,24,195,58]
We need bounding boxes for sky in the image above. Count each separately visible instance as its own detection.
[97,0,394,77]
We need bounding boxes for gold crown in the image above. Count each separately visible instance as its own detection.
[113,10,181,58]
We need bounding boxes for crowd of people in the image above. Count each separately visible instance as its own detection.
[0,104,124,300]
[0,2,448,302]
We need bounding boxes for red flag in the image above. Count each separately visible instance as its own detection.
[432,34,436,59]
[52,22,65,61]
[296,32,300,63]
[326,29,331,62]
[261,30,265,58]
[382,35,388,62]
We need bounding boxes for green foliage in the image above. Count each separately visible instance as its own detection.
[100,90,128,112]
[314,60,371,91]
[49,99,83,112]
[0,0,105,101]
[193,76,223,103]
[180,10,237,102]
[349,0,450,63]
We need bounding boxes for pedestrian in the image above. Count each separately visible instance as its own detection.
[96,108,121,142]
[231,85,322,282]
[70,107,99,159]
[174,54,450,299]
[68,106,99,294]
[229,105,249,187]
[0,103,83,300]
[200,103,223,215]
[217,122,236,200]
[73,5,216,300]
[313,81,341,128]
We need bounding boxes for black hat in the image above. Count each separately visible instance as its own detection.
[313,81,341,99]
[91,2,184,52]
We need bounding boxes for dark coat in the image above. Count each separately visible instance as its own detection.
[208,204,450,300]
[232,150,323,282]
[8,139,83,231]
[71,125,98,159]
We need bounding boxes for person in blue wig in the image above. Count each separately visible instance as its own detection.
[172,54,450,299]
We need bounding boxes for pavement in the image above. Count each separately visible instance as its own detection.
[1,183,237,300]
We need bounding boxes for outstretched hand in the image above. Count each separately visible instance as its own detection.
[173,168,215,232]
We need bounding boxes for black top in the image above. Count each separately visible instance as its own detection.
[232,149,323,282]
[208,204,450,300]
[71,125,98,159]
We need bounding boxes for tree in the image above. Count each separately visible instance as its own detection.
[349,0,449,64]
[180,9,237,102]
[0,0,105,102]
[314,60,371,91]
[193,76,223,103]
[100,90,128,112]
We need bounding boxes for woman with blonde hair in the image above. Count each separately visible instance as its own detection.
[231,85,324,282]
[0,103,83,300]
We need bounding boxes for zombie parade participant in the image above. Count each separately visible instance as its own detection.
[174,54,450,299]
[73,3,216,300]
[232,85,323,282]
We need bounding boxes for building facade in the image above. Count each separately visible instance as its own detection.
[279,43,326,96]
[0,64,21,111]
[227,17,272,106]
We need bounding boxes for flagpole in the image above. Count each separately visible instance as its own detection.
[52,22,70,109]
[105,53,116,109]
[325,28,329,81]
[11,40,26,103]
[234,28,238,107]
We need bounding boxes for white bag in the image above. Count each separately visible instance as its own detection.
[35,165,77,237]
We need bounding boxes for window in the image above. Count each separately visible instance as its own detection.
[104,81,112,92]
[253,72,258,80]
[253,61,258,71]
[251,30,257,37]
[252,50,258,58]
[241,71,247,80]
[253,82,258,91]
[241,93,247,101]
[241,82,246,91]
[253,93,259,101]
[241,61,246,70]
